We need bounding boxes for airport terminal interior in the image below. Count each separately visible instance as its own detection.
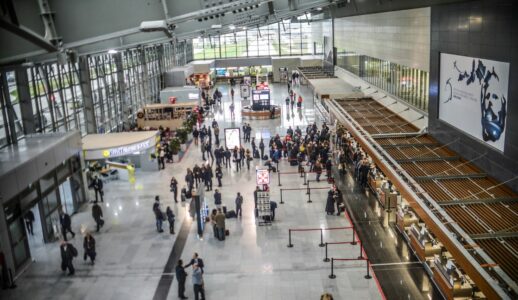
[0,0,517,299]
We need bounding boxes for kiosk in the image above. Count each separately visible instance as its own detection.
[136,102,197,130]
[241,84,281,120]
[82,131,160,172]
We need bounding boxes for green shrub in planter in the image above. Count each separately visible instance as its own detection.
[176,128,189,144]
[169,138,181,155]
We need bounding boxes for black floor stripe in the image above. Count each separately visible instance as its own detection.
[152,217,193,300]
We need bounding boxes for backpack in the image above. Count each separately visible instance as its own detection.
[71,245,78,257]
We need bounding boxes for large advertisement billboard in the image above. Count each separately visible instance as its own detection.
[224,128,241,150]
[439,53,509,152]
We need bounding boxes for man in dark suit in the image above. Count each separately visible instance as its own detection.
[92,203,104,232]
[89,176,104,203]
[59,211,75,241]
[60,241,77,276]
[175,260,188,299]
[184,252,204,273]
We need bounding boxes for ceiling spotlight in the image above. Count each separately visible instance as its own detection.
[198,18,202,22]
[232,10,236,13]
[244,7,248,11]
[204,17,208,21]
[221,13,225,16]
[238,8,242,12]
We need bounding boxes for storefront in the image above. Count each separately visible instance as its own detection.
[82,131,160,173]
[0,131,86,275]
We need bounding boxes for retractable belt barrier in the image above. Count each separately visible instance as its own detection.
[287,226,353,248]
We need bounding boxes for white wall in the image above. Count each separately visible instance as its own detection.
[334,7,430,72]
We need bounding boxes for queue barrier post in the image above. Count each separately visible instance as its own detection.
[319,229,325,247]
[306,181,310,195]
[280,189,284,204]
[358,242,364,260]
[351,223,357,245]
[278,169,281,187]
[307,187,312,203]
[287,229,293,248]
[303,171,307,185]
[365,259,372,279]
[329,258,336,279]
[323,243,330,262]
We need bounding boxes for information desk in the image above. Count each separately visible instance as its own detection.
[137,102,197,130]
[82,131,159,172]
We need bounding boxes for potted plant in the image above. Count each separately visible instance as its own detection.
[169,137,181,161]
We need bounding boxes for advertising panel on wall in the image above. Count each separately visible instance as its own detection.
[224,128,241,149]
[439,53,509,152]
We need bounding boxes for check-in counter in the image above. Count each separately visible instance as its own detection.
[396,209,419,233]
[432,254,473,299]
[409,223,442,262]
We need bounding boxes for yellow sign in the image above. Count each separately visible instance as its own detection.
[103,150,110,158]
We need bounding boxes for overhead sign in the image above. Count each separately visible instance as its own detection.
[224,128,241,150]
[84,135,157,160]
[256,168,270,185]
[439,53,509,152]
[252,90,270,102]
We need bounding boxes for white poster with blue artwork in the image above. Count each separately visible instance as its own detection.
[439,53,509,152]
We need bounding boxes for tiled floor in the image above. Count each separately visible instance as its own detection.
[1,82,384,300]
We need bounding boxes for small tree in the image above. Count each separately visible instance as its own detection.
[169,138,181,155]
[176,128,188,144]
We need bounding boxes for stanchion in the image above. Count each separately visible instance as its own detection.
[351,224,357,245]
[287,229,293,247]
[307,187,312,203]
[323,243,330,262]
[365,259,372,279]
[329,258,336,279]
[280,189,284,204]
[358,242,364,260]
[277,170,281,186]
[306,181,310,195]
[319,229,325,247]
[303,171,307,185]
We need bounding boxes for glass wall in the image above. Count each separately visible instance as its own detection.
[192,20,318,60]
[336,49,429,111]
[0,41,189,148]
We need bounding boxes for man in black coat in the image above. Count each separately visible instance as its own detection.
[184,252,205,273]
[92,203,104,232]
[60,241,77,275]
[89,175,104,203]
[59,211,75,241]
[176,260,188,299]
[24,210,35,235]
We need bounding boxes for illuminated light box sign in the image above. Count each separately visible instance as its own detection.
[84,136,156,160]
[108,140,151,157]
[256,168,270,185]
[439,53,509,152]
[224,128,241,149]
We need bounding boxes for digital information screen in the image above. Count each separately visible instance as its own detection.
[224,128,241,149]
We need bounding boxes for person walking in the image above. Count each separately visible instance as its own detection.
[175,260,188,299]
[325,190,335,215]
[59,210,75,241]
[170,177,178,203]
[235,192,243,218]
[215,166,223,187]
[229,102,235,119]
[259,139,265,159]
[192,264,205,300]
[214,126,220,145]
[245,149,252,170]
[158,147,166,170]
[24,210,35,235]
[270,200,277,221]
[83,232,96,265]
[89,175,104,203]
[60,240,77,276]
[153,196,164,233]
[92,202,104,232]
[210,209,218,238]
[193,127,199,146]
[166,206,176,234]
[230,88,235,100]
[215,208,226,241]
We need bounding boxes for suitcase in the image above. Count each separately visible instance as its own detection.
[225,229,230,236]
[253,149,260,158]
[290,160,298,166]
[327,177,335,184]
[262,155,269,160]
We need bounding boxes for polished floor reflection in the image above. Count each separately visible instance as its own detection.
[0,82,436,300]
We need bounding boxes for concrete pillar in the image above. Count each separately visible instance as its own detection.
[113,53,129,130]
[77,56,97,134]
[15,68,36,135]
